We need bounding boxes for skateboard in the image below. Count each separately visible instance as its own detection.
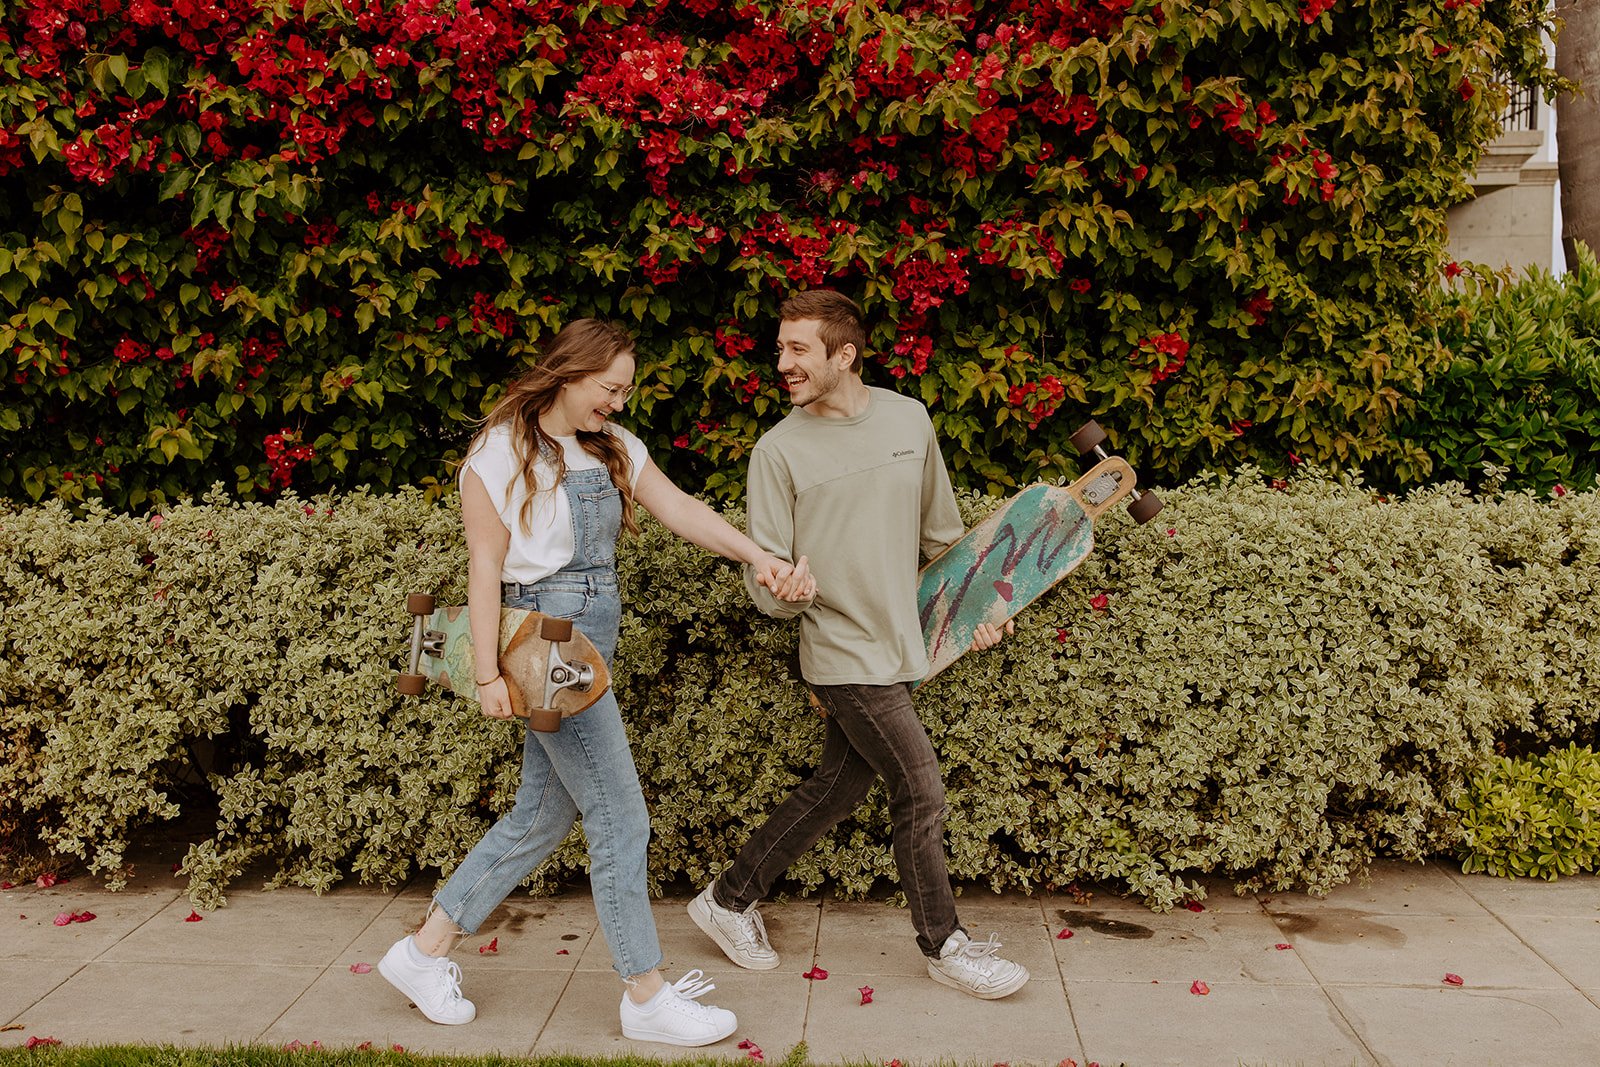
[394,594,610,732]
[915,421,1162,686]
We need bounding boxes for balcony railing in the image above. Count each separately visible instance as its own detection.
[1502,83,1539,132]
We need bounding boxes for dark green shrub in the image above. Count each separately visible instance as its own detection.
[1457,744,1600,879]
[1393,243,1600,495]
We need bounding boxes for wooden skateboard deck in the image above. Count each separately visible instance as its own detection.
[396,597,610,732]
[916,453,1150,686]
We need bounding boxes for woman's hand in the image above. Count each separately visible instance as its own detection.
[754,553,816,603]
[477,676,516,720]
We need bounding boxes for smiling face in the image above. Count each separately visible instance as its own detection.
[777,318,853,410]
[544,351,636,436]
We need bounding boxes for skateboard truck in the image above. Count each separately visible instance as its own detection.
[1070,421,1164,524]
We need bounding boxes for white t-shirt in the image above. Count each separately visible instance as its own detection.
[459,423,649,582]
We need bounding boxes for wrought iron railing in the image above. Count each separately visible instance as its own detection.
[1502,83,1539,132]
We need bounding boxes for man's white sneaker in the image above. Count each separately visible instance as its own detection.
[378,935,477,1024]
[619,969,738,1047]
[687,885,780,971]
[927,930,1029,1000]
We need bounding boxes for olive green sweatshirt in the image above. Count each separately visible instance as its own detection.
[742,387,964,686]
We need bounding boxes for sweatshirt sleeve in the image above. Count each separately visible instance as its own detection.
[742,444,814,619]
[919,419,966,561]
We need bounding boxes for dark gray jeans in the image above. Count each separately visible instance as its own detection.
[712,682,960,958]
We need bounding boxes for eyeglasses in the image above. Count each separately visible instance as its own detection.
[587,377,636,402]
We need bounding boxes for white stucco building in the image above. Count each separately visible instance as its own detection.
[1445,80,1566,275]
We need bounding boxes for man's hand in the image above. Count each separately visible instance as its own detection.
[755,554,817,603]
[971,619,1015,652]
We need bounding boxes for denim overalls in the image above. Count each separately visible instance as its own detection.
[433,465,662,979]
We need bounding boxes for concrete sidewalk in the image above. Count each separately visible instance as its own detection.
[3,853,1599,1067]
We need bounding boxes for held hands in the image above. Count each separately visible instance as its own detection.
[971,619,1015,652]
[754,554,817,604]
[476,675,515,720]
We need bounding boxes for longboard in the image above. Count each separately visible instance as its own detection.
[915,422,1161,686]
[395,595,610,732]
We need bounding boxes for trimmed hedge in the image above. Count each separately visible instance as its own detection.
[2,471,1595,910]
[0,0,1561,510]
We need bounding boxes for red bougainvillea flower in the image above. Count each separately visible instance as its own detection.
[1443,973,1464,986]
[184,910,204,922]
[1190,980,1210,995]
[1444,261,1464,279]
[35,873,60,888]
[1184,900,1205,913]
[52,910,95,926]
[802,965,829,980]
[478,937,498,954]
[349,962,372,974]
[1057,928,1074,940]
[739,1039,764,1059]
[1553,484,1569,497]
[1090,594,1109,611]
[859,984,874,1004]
[0,881,12,890]
[25,1037,61,1049]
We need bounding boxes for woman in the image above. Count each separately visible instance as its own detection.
[379,319,812,1047]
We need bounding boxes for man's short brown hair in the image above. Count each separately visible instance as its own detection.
[779,290,867,374]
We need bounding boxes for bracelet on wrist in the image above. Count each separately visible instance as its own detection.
[476,673,502,687]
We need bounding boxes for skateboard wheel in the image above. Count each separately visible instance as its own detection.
[395,672,427,696]
[406,593,436,616]
[528,707,562,733]
[1070,420,1108,455]
[540,617,573,642]
[1128,491,1164,524]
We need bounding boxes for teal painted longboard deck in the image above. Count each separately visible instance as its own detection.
[916,483,1094,685]
[914,454,1139,686]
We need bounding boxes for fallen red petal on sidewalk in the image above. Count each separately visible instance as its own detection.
[184,910,204,922]
[803,965,828,980]
[859,985,874,1004]
[1274,943,1292,950]
[1183,901,1205,913]
[25,1037,61,1049]
[1443,973,1464,986]
[1190,980,1210,995]
[349,962,372,974]
[1056,928,1074,940]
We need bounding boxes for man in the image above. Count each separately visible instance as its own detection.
[688,289,1028,1000]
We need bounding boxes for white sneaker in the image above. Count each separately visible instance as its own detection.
[927,930,1029,1000]
[378,936,477,1024]
[688,885,780,971]
[619,969,737,1047]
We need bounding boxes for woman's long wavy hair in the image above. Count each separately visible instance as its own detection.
[475,318,640,537]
